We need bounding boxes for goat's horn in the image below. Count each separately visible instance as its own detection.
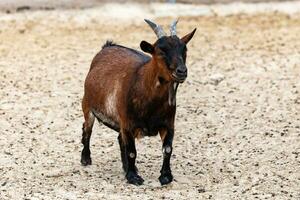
[144,19,166,38]
[170,19,178,36]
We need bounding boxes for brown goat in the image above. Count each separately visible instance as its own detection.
[81,19,196,185]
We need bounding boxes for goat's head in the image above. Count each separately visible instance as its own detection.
[140,19,196,84]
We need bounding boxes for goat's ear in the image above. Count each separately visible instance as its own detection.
[181,28,197,44]
[140,41,154,54]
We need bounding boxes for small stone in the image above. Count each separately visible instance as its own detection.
[198,188,205,193]
[209,73,225,85]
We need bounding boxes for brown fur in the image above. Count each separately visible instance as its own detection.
[83,45,175,142]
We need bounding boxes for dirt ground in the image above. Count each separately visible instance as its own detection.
[0,2,300,200]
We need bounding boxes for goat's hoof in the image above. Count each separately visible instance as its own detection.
[126,171,144,186]
[81,156,92,166]
[159,172,173,185]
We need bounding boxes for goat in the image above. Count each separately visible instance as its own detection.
[81,19,196,185]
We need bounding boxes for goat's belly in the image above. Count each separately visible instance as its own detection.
[136,127,159,137]
[92,109,120,132]
[92,109,167,137]
[134,118,167,137]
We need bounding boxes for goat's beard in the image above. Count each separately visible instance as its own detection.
[168,82,179,106]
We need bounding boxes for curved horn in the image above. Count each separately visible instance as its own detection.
[170,19,178,36]
[144,19,166,38]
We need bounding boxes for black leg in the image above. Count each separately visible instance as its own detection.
[123,133,144,186]
[81,123,92,165]
[159,128,174,185]
[81,111,94,166]
[118,134,128,172]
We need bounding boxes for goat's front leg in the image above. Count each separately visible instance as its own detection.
[122,131,144,185]
[159,128,174,185]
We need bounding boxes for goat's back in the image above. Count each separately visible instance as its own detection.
[90,43,150,71]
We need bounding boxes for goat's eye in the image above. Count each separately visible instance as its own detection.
[159,52,170,66]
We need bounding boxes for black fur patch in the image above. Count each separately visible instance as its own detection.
[156,36,187,69]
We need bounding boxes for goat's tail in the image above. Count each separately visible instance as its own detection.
[102,40,116,49]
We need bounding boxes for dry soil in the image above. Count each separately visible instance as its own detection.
[0,2,300,200]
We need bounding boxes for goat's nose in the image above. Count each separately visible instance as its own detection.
[176,68,187,76]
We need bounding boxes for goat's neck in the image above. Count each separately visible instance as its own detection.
[142,59,160,92]
[140,59,178,106]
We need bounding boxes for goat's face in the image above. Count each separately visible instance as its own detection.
[155,36,188,83]
[141,27,196,84]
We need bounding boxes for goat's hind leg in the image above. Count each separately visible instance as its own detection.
[118,134,128,172]
[81,109,95,166]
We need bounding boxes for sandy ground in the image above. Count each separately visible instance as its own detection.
[0,2,300,200]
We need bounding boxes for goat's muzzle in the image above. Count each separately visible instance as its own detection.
[172,67,187,83]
